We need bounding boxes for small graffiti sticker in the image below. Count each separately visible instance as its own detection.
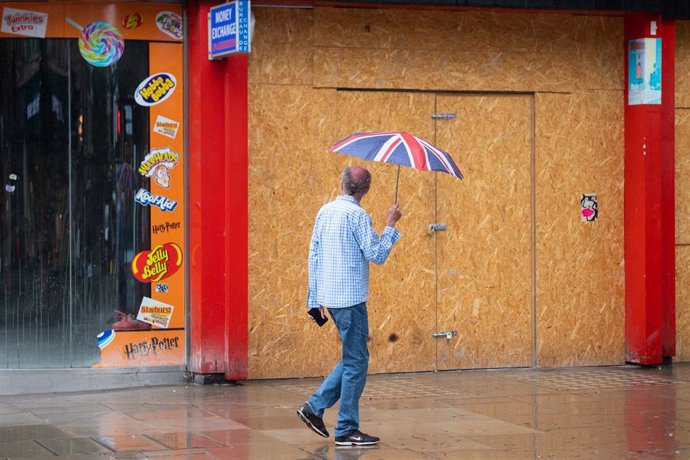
[138,147,179,188]
[131,242,183,283]
[155,283,169,294]
[581,194,598,222]
[134,73,176,107]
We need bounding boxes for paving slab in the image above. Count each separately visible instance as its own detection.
[0,364,689,459]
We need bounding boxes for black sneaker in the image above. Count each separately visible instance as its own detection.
[297,403,329,438]
[334,430,380,446]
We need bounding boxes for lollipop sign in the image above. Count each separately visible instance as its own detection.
[66,17,124,67]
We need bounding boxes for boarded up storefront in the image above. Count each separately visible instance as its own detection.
[246,7,626,378]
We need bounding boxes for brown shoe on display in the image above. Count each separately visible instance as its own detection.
[112,310,151,331]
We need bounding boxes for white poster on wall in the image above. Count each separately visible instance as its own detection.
[628,38,662,105]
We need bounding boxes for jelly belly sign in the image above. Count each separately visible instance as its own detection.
[131,243,182,283]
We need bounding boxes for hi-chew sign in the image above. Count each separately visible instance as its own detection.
[208,1,250,59]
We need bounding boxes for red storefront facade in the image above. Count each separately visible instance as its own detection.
[185,1,684,380]
[1,0,688,392]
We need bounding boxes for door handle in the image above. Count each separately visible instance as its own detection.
[428,223,447,235]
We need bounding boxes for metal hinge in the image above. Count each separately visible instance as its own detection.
[432,113,457,120]
[432,330,458,339]
[428,223,447,235]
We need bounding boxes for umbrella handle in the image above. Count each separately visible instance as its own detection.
[394,164,400,204]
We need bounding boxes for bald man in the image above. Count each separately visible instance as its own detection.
[298,165,402,446]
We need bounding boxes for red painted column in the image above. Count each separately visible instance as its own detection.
[624,14,675,364]
[224,55,249,380]
[188,1,230,374]
[660,19,676,360]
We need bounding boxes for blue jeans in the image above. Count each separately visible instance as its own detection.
[307,302,369,437]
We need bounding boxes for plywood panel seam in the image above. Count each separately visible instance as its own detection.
[530,94,538,369]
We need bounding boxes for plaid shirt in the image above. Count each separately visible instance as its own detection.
[307,195,401,309]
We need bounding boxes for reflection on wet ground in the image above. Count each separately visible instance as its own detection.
[0,364,688,458]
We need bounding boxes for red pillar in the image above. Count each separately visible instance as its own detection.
[224,55,249,380]
[188,1,249,377]
[624,13,675,364]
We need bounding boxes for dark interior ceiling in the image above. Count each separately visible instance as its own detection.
[254,0,690,18]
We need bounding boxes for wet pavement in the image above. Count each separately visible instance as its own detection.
[1,364,689,459]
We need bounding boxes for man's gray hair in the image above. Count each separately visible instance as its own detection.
[342,166,371,196]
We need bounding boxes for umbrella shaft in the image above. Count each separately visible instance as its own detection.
[394,165,400,204]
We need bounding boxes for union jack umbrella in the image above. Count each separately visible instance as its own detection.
[329,131,463,202]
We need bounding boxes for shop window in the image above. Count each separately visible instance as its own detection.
[0,4,185,369]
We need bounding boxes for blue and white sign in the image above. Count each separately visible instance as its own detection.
[208,0,251,59]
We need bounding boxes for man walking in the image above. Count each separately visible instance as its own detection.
[297,165,402,446]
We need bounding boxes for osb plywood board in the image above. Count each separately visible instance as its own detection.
[314,47,619,93]
[312,8,622,92]
[247,84,342,379]
[314,8,621,56]
[247,87,439,378]
[676,246,690,362]
[677,109,690,244]
[677,21,690,108]
[435,95,533,370]
[333,91,437,375]
[535,91,625,367]
[248,8,313,86]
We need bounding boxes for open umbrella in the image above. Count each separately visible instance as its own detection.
[329,131,463,202]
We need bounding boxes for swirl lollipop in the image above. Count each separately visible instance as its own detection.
[66,17,124,67]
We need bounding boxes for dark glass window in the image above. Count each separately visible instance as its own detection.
[0,38,151,368]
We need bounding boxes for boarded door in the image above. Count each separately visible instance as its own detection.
[335,91,533,372]
[435,95,533,370]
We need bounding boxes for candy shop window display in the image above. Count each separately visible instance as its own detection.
[0,37,152,368]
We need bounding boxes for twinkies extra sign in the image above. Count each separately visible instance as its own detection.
[2,7,48,38]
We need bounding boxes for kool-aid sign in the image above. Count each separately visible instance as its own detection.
[134,73,176,106]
